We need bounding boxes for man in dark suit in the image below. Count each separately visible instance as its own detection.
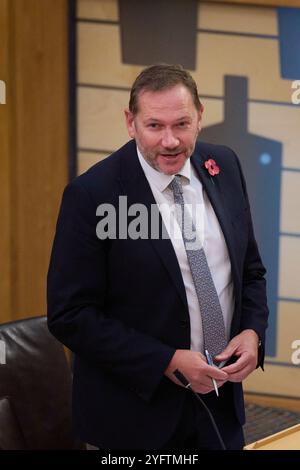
[47,64,268,450]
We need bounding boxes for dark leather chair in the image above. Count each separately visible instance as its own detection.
[0,397,26,449]
[0,316,84,449]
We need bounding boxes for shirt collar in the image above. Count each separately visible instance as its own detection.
[136,145,191,192]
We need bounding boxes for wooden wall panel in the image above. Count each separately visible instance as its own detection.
[277,302,300,362]
[78,22,142,87]
[279,237,300,299]
[246,363,300,398]
[78,87,129,150]
[281,172,300,233]
[198,2,278,33]
[194,34,293,102]
[77,0,118,20]
[0,0,12,320]
[0,0,69,323]
[249,104,300,168]
[206,0,300,7]
[77,151,108,175]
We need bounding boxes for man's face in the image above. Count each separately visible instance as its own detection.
[125,84,203,175]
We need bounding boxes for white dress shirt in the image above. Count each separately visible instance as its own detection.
[137,146,234,353]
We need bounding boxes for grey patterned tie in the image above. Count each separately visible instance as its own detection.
[169,175,227,358]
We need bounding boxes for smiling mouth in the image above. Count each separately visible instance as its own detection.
[160,152,183,158]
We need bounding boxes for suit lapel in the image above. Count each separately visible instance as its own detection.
[191,149,240,298]
[119,143,189,311]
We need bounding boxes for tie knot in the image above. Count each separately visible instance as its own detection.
[169,175,183,197]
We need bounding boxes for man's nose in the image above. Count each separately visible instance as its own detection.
[161,129,180,148]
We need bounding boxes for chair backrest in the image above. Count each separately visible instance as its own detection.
[0,397,26,450]
[0,316,83,449]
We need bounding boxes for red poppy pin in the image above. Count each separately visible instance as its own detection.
[204,158,220,177]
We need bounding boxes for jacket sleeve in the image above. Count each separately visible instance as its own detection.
[233,152,269,368]
[47,180,175,401]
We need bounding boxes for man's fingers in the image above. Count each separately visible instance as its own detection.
[221,355,246,373]
[207,366,229,381]
[214,346,236,362]
[226,365,252,382]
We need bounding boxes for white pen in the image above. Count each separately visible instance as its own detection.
[205,349,219,397]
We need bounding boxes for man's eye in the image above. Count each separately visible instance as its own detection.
[178,122,188,127]
[148,123,159,128]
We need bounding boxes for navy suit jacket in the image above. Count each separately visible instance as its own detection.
[47,140,268,449]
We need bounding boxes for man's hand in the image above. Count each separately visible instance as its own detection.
[215,329,259,382]
[164,349,229,394]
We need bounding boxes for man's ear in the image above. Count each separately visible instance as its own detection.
[124,109,135,138]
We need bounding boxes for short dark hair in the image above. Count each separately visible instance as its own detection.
[129,64,202,116]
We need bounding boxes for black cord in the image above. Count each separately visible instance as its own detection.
[174,369,226,450]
